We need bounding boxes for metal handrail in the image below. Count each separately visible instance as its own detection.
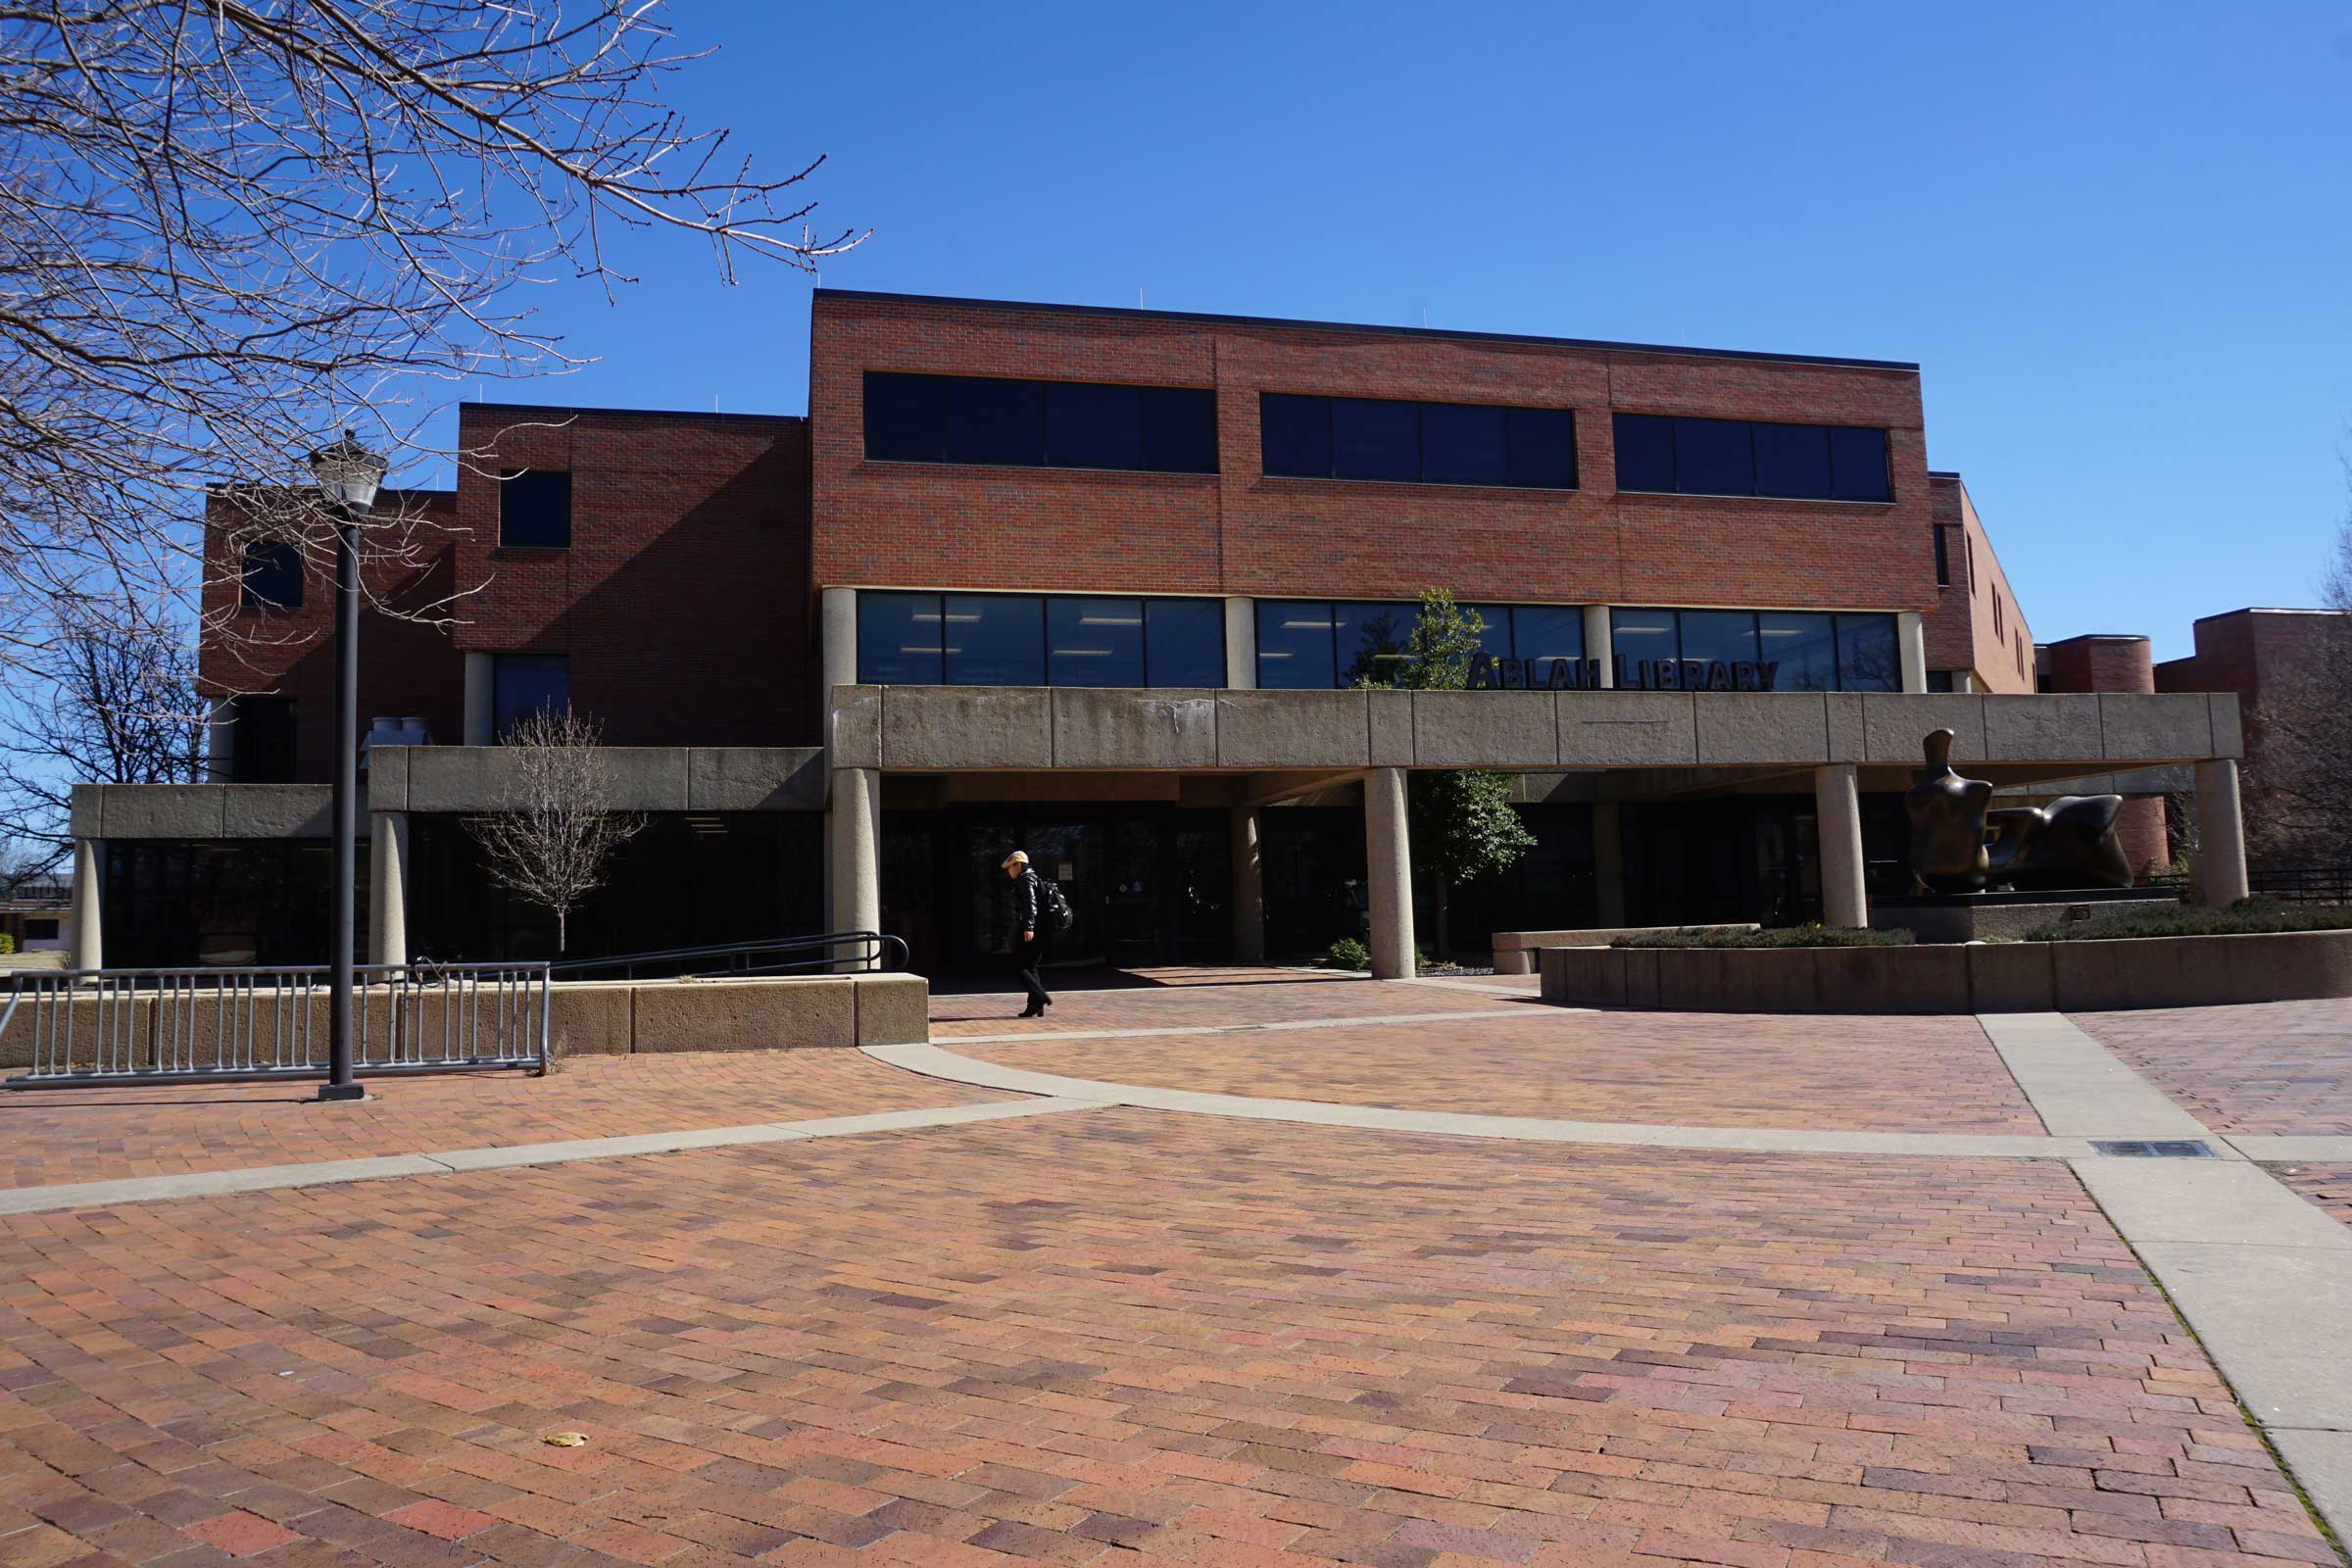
[544,930,907,982]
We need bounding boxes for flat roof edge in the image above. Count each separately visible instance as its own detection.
[460,401,806,424]
[813,289,1922,372]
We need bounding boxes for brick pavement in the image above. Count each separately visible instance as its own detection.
[1,1109,2328,1568]
[2073,1000,2352,1134]
[929,975,1529,1038]
[2273,1163,2352,1230]
[956,1011,2043,1133]
[0,1053,990,1192]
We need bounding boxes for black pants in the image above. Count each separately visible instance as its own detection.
[1010,933,1052,1007]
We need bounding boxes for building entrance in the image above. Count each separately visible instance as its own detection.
[879,806,1230,977]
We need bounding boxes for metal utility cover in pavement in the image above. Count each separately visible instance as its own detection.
[2090,1139,2216,1158]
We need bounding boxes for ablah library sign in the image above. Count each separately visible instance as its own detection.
[1466,652,1785,693]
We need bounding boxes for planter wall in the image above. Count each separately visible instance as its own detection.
[1538,931,2352,1014]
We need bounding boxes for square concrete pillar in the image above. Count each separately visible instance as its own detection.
[1365,767,1415,978]
[829,766,882,935]
[1230,804,1265,962]
[369,811,410,965]
[1814,762,1868,928]
[462,652,494,747]
[1592,800,1626,926]
[2194,758,2249,907]
[1582,606,1615,687]
[70,838,102,972]
[1223,598,1256,690]
[1897,612,1928,694]
[821,586,858,693]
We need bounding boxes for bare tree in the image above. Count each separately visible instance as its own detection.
[1,2,862,663]
[466,708,640,954]
[0,607,205,879]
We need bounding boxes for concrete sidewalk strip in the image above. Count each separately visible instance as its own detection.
[2228,1134,2352,1162]
[432,1123,813,1171]
[1978,1011,2217,1139]
[770,1097,1102,1137]
[2132,1240,2352,1431]
[2272,1431,2352,1548]
[2072,1157,2352,1249]
[948,1007,1530,1046]
[0,1154,451,1215]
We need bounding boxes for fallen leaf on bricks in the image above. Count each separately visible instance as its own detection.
[542,1432,588,1447]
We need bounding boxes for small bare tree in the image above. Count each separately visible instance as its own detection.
[465,709,641,954]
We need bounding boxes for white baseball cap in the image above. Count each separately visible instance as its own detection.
[1001,850,1030,868]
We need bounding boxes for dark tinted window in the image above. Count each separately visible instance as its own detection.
[1419,403,1507,485]
[1679,609,1760,668]
[499,470,571,548]
[1835,612,1901,691]
[1828,426,1891,501]
[1757,612,1838,691]
[1260,395,1330,478]
[1507,408,1579,488]
[1463,605,1514,662]
[1926,669,1956,693]
[1674,417,1754,496]
[862,372,944,462]
[1047,596,1144,686]
[1609,608,1679,669]
[1337,602,1416,686]
[1255,601,1336,688]
[945,378,1043,466]
[240,541,303,611]
[1145,598,1224,686]
[1752,423,1831,499]
[1934,525,1950,586]
[229,697,296,783]
[1140,387,1218,473]
[1511,606,1585,681]
[1045,383,1142,470]
[1611,414,1676,492]
[857,593,944,684]
[944,594,1042,685]
[493,656,569,737]
[1331,400,1420,482]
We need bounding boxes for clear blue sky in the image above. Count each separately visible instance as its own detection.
[468,1,2352,662]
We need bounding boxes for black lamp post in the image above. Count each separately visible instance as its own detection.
[306,430,386,1103]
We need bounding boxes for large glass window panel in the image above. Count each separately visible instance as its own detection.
[499,470,571,548]
[1418,403,1507,485]
[943,593,1043,685]
[1260,395,1331,477]
[944,378,1044,466]
[1828,426,1891,501]
[1677,610,1760,670]
[1046,597,1144,686]
[1140,387,1217,473]
[1751,423,1832,499]
[1044,383,1141,470]
[1512,606,1586,683]
[1609,608,1680,672]
[862,372,944,462]
[1330,399,1419,483]
[1506,408,1578,488]
[1462,605,1513,662]
[1145,599,1224,686]
[1337,602,1417,687]
[1757,612,1837,692]
[1611,414,1675,492]
[493,655,569,738]
[1673,417,1755,495]
[1255,600,1335,688]
[240,541,303,611]
[856,592,944,684]
[1835,612,1901,691]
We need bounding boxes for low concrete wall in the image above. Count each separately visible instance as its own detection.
[1492,925,1758,974]
[1538,931,2352,1014]
[0,973,928,1070]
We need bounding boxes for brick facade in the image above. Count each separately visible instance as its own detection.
[808,291,1937,614]
[1922,472,2034,693]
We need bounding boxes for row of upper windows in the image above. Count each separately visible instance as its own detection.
[858,592,1226,688]
[858,371,1890,502]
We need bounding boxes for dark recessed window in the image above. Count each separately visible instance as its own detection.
[1143,598,1225,686]
[858,592,1223,688]
[944,593,1043,686]
[1048,596,1144,687]
[1934,525,1951,586]
[493,655,569,738]
[1758,612,1838,691]
[857,593,945,685]
[1926,669,1956,693]
[1836,613,1901,691]
[1673,417,1754,496]
[863,372,945,461]
[499,470,571,549]
[1419,403,1508,486]
[1753,423,1832,499]
[1260,394,1331,478]
[1331,399,1421,483]
[1608,608,1680,671]
[865,371,1215,474]
[1255,601,1338,688]
[945,378,1044,466]
[240,541,303,612]
[229,697,296,783]
[1506,408,1579,488]
[1511,606,1586,682]
[1610,415,1676,494]
[1828,426,1891,502]
[1678,609,1761,668]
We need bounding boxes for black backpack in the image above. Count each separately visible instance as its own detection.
[1039,875,1075,931]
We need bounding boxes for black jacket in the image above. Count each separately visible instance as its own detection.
[1009,868,1045,936]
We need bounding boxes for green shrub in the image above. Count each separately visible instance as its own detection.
[0,933,13,956]
[2026,901,2352,942]
[1322,937,1370,970]
[1613,925,1913,950]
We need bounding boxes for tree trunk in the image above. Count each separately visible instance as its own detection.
[1432,880,1450,968]
[556,908,567,955]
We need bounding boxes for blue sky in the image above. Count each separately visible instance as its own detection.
[467,2,2352,661]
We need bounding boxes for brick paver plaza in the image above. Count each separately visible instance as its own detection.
[6,973,2352,1568]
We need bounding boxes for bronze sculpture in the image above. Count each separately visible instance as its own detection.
[1903,728,2133,893]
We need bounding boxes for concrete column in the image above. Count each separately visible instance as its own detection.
[2194,759,2250,907]
[829,766,882,934]
[1582,605,1615,687]
[820,586,858,692]
[462,652,494,746]
[1897,612,1928,693]
[1592,801,1626,926]
[1230,805,1265,962]
[69,838,102,972]
[203,698,235,782]
[1814,762,1868,928]
[369,811,410,965]
[1364,767,1415,978]
[1223,597,1256,690]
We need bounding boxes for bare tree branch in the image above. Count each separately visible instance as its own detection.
[464,706,638,953]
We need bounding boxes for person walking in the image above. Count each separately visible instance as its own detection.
[1002,850,1055,1017]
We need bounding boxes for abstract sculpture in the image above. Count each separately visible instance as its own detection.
[1903,728,2133,894]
